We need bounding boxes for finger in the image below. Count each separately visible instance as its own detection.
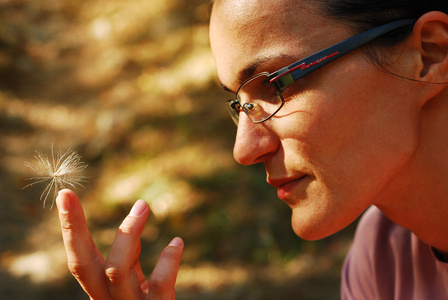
[57,189,111,300]
[148,237,184,300]
[133,242,150,293]
[134,260,150,294]
[105,200,150,300]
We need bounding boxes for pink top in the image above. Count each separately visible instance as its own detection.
[341,206,448,300]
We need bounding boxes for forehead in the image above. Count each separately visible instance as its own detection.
[209,0,347,89]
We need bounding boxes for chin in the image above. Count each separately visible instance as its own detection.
[291,223,333,241]
[290,210,345,241]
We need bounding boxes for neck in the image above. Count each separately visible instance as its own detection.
[375,91,448,252]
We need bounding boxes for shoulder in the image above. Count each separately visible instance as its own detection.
[352,206,413,254]
[341,206,448,300]
[341,206,412,300]
[355,205,407,243]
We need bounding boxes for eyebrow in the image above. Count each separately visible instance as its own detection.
[219,54,296,93]
[220,84,233,93]
[219,60,265,94]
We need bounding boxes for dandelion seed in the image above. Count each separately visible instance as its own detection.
[23,147,89,210]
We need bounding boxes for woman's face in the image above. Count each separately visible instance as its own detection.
[210,0,421,240]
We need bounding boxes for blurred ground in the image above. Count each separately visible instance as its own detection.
[0,0,356,299]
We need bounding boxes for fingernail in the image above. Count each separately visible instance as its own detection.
[57,190,70,212]
[130,200,147,216]
[169,237,183,247]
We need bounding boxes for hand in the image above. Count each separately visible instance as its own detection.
[56,189,184,300]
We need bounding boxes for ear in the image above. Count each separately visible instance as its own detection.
[411,11,448,82]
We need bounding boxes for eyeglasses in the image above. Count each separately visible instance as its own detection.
[226,19,415,125]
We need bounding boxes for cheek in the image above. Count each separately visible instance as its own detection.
[314,91,417,194]
[306,63,419,181]
[284,73,420,239]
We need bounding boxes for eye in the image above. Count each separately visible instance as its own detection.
[245,103,256,111]
[243,102,263,117]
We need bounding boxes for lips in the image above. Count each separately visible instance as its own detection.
[267,175,308,204]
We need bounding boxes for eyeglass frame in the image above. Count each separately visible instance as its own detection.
[226,19,416,125]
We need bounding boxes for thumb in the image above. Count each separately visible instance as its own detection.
[148,237,184,299]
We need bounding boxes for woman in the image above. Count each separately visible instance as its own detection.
[57,0,448,298]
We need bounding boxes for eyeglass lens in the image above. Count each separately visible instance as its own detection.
[234,73,283,124]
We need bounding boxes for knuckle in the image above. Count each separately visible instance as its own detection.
[104,263,127,285]
[67,260,90,280]
[59,213,74,232]
[60,220,74,232]
[118,217,136,235]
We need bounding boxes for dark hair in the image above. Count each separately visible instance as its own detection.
[315,0,448,53]
[299,1,445,71]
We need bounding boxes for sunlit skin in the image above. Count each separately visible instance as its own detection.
[210,0,448,253]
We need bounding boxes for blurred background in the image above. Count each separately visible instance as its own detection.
[0,0,356,299]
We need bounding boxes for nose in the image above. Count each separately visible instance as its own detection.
[233,114,278,165]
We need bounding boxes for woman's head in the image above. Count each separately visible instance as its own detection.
[209,0,448,240]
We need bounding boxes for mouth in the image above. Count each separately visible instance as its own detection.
[268,175,309,204]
